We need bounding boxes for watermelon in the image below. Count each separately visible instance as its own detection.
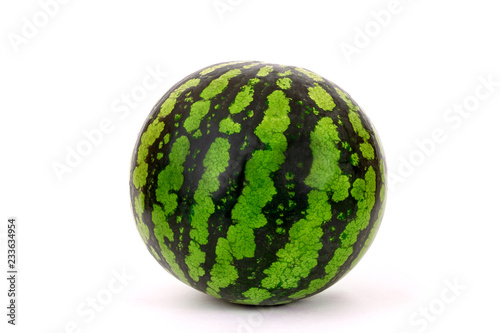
[129,61,387,305]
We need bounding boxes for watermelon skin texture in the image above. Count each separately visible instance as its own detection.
[130,61,387,305]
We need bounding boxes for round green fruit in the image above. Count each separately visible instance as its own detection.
[130,61,387,305]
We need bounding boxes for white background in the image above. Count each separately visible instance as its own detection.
[1,0,499,332]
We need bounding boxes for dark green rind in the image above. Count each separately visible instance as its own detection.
[129,61,387,305]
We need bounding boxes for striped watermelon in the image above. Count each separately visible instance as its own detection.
[130,61,387,305]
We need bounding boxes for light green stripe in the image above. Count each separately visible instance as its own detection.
[349,111,374,160]
[152,204,174,242]
[308,83,336,111]
[304,118,341,190]
[348,112,370,140]
[349,156,386,270]
[206,238,238,293]
[199,61,246,75]
[185,138,231,281]
[305,118,351,203]
[132,79,199,189]
[243,63,260,69]
[159,79,201,117]
[278,70,292,76]
[241,288,272,305]
[219,117,241,135]
[261,191,330,289]
[200,69,242,100]
[335,87,369,139]
[334,87,359,112]
[229,78,260,114]
[132,120,164,189]
[351,152,359,166]
[277,77,292,90]
[360,142,375,160]
[335,87,374,160]
[256,65,273,77]
[207,90,291,295]
[290,166,377,299]
[150,246,161,261]
[151,135,191,284]
[134,192,149,242]
[242,117,347,303]
[183,68,244,137]
[153,209,188,284]
[349,184,385,271]
[155,136,190,211]
[295,67,324,81]
[183,100,211,133]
